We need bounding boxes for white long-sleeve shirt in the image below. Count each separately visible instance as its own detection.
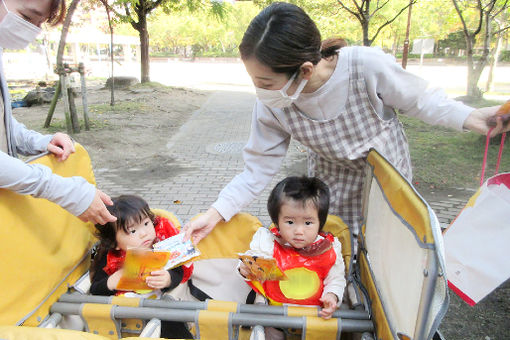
[244,227,346,302]
[0,48,96,216]
[212,46,474,221]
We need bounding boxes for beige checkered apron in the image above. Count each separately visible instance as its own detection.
[283,48,412,236]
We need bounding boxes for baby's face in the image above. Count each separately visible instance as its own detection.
[115,216,156,251]
[277,199,320,249]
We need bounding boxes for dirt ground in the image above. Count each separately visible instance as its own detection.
[11,82,509,339]
[13,81,209,184]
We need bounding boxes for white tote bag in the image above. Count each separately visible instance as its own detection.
[444,131,509,305]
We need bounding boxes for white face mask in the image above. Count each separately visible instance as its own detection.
[0,0,42,50]
[255,71,308,109]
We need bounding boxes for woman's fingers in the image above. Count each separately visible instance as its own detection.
[78,190,116,224]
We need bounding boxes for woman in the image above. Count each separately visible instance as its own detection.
[0,0,116,224]
[184,2,509,244]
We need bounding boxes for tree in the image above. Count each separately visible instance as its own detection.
[98,0,116,105]
[485,6,509,91]
[334,0,417,46]
[97,0,226,82]
[45,0,81,133]
[452,0,510,99]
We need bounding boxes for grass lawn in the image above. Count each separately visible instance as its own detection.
[401,98,510,190]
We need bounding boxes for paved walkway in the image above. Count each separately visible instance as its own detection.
[95,90,474,227]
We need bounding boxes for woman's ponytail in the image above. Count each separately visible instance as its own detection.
[321,38,348,58]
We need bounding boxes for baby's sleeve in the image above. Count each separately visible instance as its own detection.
[237,227,275,280]
[89,253,115,296]
[165,266,185,291]
[180,263,193,283]
[246,227,275,256]
[322,237,346,304]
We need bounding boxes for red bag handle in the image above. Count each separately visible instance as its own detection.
[480,127,506,186]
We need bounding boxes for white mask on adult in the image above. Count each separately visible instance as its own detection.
[0,0,42,50]
[255,71,308,109]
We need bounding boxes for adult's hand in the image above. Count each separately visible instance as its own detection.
[463,106,510,137]
[47,132,75,161]
[78,189,117,225]
[183,207,224,244]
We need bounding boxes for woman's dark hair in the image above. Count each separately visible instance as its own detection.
[239,2,346,77]
[90,195,155,279]
[267,176,330,231]
[47,0,66,26]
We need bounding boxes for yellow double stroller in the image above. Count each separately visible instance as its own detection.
[0,144,448,339]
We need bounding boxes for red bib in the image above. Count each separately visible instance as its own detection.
[104,216,193,283]
[249,230,336,306]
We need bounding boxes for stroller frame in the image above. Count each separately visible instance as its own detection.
[0,145,448,340]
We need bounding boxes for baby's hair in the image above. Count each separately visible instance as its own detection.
[267,176,330,230]
[90,195,155,279]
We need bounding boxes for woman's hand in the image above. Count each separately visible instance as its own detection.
[146,270,171,289]
[107,269,123,291]
[47,132,75,161]
[463,105,510,137]
[78,189,117,225]
[183,207,224,244]
[319,292,338,319]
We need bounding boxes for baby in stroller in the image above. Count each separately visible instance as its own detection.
[90,194,194,339]
[238,176,346,339]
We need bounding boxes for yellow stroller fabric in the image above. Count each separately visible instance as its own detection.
[357,148,449,339]
[0,143,96,326]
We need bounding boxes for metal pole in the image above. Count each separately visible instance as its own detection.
[402,0,413,69]
[38,313,62,328]
[414,254,440,340]
[139,318,161,337]
[50,302,374,333]
[58,293,370,320]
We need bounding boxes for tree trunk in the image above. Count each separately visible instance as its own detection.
[362,21,370,46]
[464,30,483,99]
[467,69,482,99]
[466,47,484,99]
[401,1,413,69]
[100,0,115,105]
[56,0,80,67]
[139,11,150,83]
[68,87,80,133]
[107,6,115,105]
[466,9,492,99]
[392,32,399,56]
[45,0,80,131]
[485,33,502,93]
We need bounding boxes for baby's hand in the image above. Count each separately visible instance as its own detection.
[319,292,338,319]
[146,270,171,289]
[107,269,123,291]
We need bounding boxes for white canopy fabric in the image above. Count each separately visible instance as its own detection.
[360,149,448,340]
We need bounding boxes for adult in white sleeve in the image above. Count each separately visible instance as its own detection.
[0,0,116,225]
[184,2,509,244]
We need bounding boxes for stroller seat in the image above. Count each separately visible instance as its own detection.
[0,145,448,340]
